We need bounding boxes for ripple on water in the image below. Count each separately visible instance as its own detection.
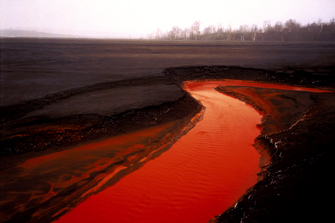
[56,81,263,223]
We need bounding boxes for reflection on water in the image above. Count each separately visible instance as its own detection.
[57,81,263,223]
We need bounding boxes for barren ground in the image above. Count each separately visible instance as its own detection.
[1,39,335,222]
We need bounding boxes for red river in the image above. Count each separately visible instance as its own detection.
[57,80,326,223]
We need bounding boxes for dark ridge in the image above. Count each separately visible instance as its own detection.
[0,76,173,124]
[163,65,335,89]
[0,92,201,157]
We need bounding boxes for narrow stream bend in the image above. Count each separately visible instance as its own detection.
[57,80,328,223]
[57,81,264,223]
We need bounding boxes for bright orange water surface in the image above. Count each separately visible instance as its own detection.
[56,81,327,223]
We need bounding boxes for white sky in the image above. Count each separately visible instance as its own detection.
[1,0,335,38]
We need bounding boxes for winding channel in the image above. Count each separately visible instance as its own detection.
[56,80,326,223]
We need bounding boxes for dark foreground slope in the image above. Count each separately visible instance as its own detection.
[214,86,335,223]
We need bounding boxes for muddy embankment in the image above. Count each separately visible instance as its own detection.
[0,75,205,222]
[0,76,201,157]
[213,86,335,223]
[164,66,335,222]
[1,65,335,222]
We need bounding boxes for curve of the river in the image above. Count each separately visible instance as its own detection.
[57,81,326,223]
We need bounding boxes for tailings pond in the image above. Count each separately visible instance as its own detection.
[56,80,326,223]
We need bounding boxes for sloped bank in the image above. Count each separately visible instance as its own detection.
[213,86,335,223]
[0,108,206,223]
[0,76,202,158]
[163,66,335,223]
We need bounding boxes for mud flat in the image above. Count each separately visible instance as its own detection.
[2,66,335,222]
[1,39,335,222]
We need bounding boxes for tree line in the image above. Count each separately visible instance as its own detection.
[147,19,335,41]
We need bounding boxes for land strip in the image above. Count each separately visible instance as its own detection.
[1,65,335,222]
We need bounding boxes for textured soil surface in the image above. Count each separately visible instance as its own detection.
[1,39,335,222]
[0,76,201,157]
[213,86,335,223]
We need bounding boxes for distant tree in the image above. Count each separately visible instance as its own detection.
[239,25,249,41]
[263,21,271,32]
[202,25,216,40]
[191,21,201,40]
[226,25,233,41]
[274,21,284,32]
[318,19,324,32]
[202,26,211,36]
[330,18,335,32]
[307,22,319,33]
[250,24,258,41]
[274,21,284,41]
[167,26,182,40]
[155,28,162,40]
[181,28,189,40]
[284,19,300,40]
[263,21,272,41]
[146,33,152,40]
[217,23,224,39]
[285,19,300,32]
[148,17,335,42]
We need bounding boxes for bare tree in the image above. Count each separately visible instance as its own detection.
[226,25,232,41]
[274,21,284,41]
[239,24,249,41]
[284,19,300,40]
[149,17,335,42]
[330,18,335,33]
[181,28,189,40]
[167,26,182,40]
[262,21,272,41]
[202,25,216,39]
[146,33,154,40]
[274,22,284,32]
[202,26,211,36]
[263,21,271,33]
[250,24,258,41]
[318,19,324,32]
[191,21,201,40]
[239,25,244,41]
[155,28,162,40]
[217,23,224,39]
[285,19,300,32]
[174,26,182,39]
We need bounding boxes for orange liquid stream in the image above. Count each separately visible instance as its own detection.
[57,81,326,223]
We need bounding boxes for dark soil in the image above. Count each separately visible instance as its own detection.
[0,76,200,157]
[1,39,335,223]
[213,86,335,223]
[1,65,335,223]
[164,65,335,89]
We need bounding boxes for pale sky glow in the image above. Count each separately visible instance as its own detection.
[1,0,335,38]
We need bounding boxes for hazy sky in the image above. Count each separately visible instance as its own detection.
[1,0,335,38]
